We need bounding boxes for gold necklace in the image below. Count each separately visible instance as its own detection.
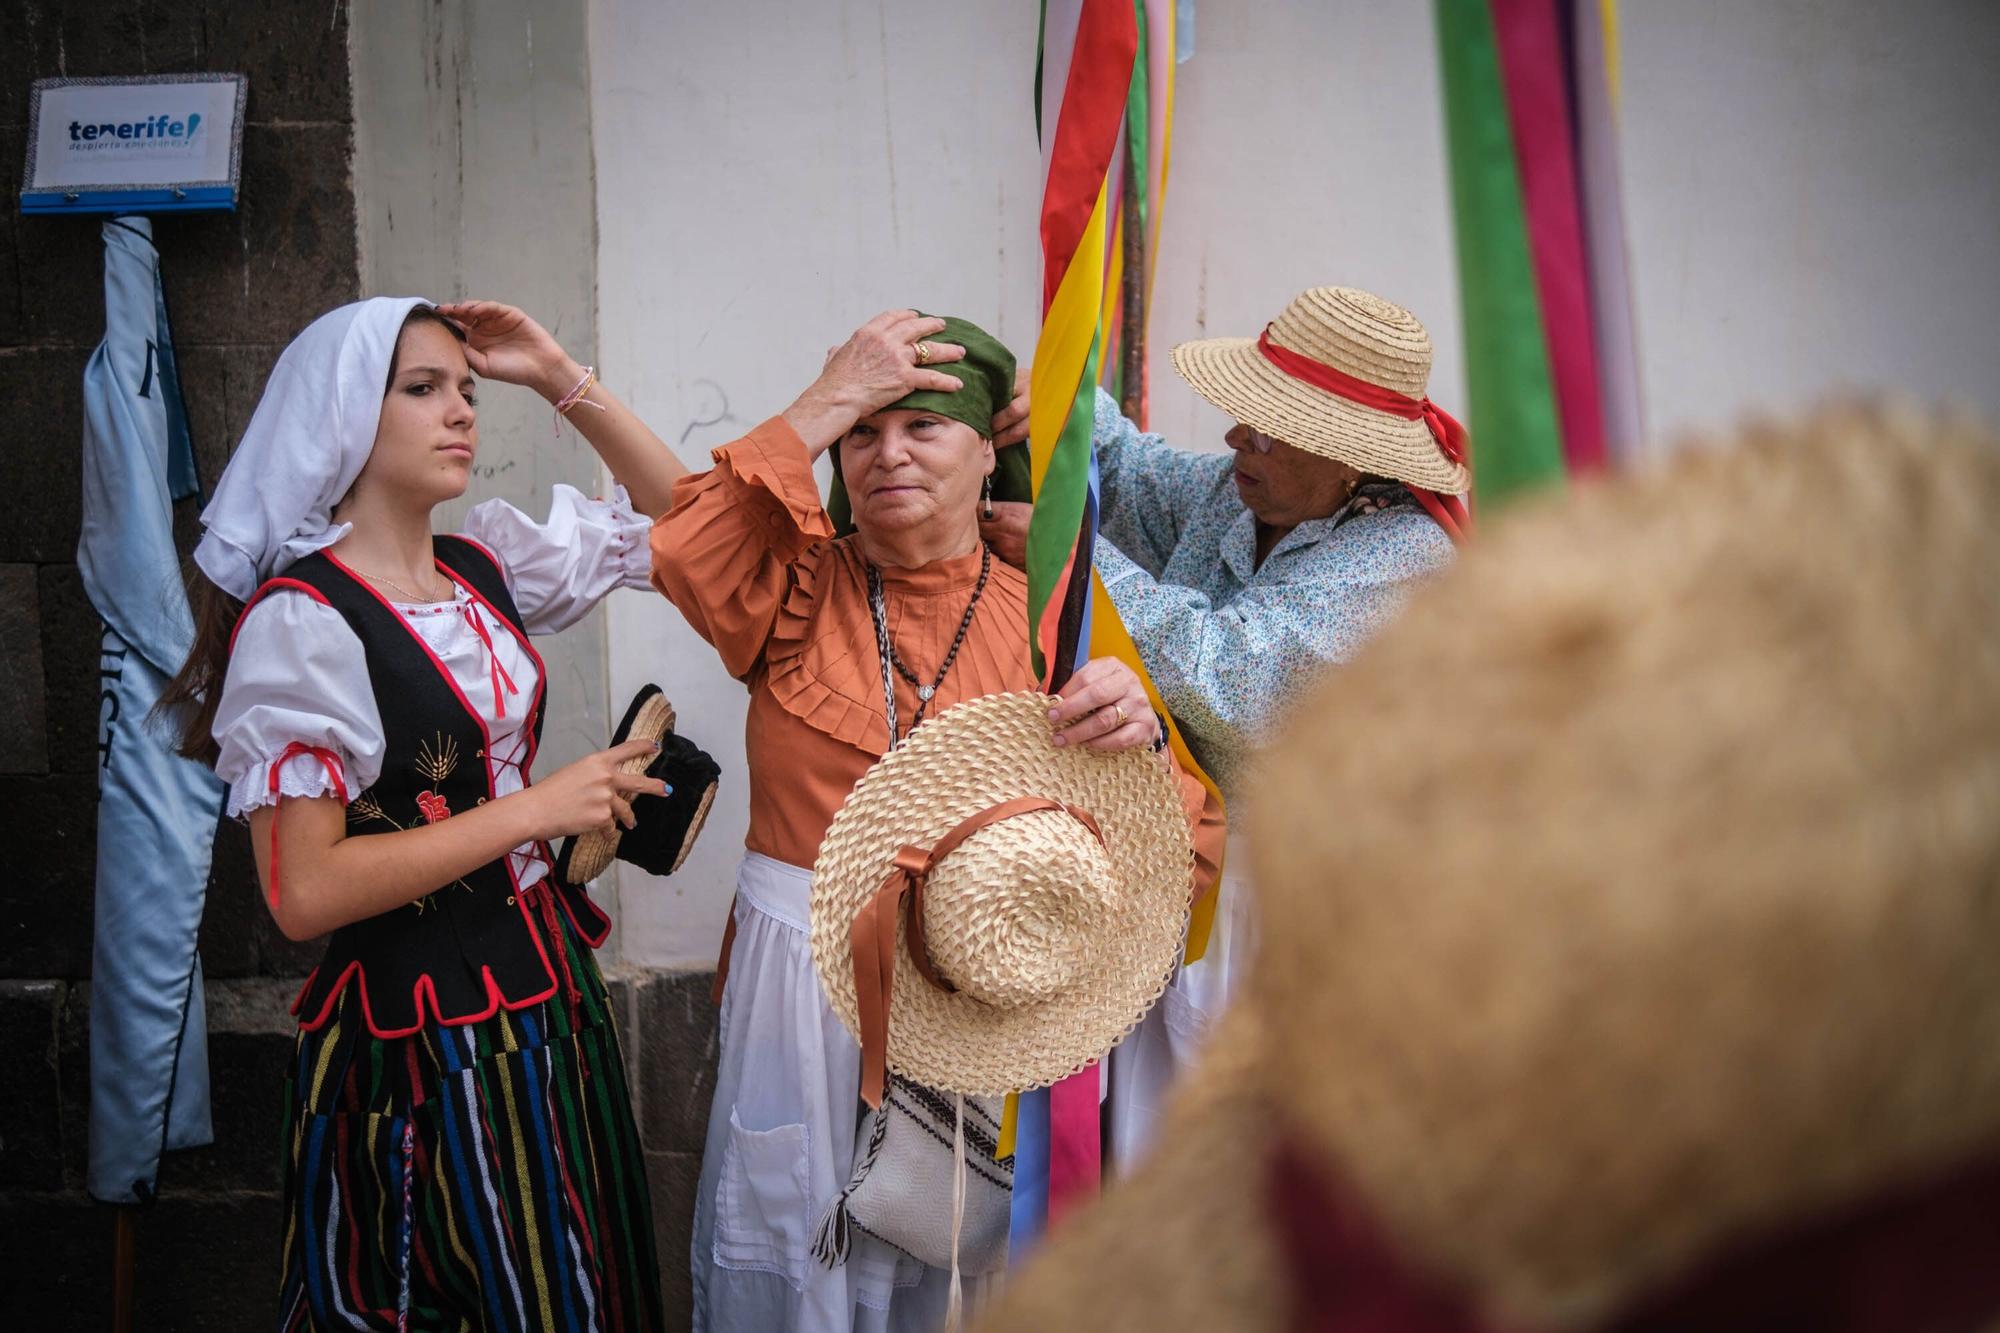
[350,564,452,603]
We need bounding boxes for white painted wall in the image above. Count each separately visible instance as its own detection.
[589,0,2000,965]
[1618,0,2000,442]
[591,0,1046,964]
[1139,4,1464,457]
[350,1,623,944]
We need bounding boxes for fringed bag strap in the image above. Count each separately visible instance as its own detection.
[810,1097,892,1269]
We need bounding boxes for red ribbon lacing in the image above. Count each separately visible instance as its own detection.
[850,796,1105,1109]
[531,880,584,1005]
[1255,326,1472,544]
[264,742,349,911]
[460,602,520,720]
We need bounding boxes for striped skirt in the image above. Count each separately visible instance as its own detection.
[277,893,663,1331]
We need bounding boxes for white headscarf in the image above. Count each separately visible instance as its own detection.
[194,296,432,602]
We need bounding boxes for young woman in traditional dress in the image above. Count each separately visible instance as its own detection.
[164,296,692,1332]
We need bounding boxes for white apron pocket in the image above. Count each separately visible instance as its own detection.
[712,1105,815,1288]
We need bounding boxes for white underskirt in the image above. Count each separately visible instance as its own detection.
[691,852,997,1333]
[1105,831,1256,1169]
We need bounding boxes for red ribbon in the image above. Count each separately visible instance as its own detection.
[850,796,1105,1109]
[532,881,584,1005]
[1267,1127,2000,1332]
[1255,327,1472,544]
[264,742,349,912]
[461,603,520,720]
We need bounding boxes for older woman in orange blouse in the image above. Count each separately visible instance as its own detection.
[651,310,1219,1333]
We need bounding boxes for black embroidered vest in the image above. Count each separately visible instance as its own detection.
[244,537,610,1037]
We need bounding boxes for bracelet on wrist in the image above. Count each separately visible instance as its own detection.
[552,364,608,436]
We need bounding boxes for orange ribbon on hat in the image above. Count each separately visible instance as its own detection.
[850,796,1105,1108]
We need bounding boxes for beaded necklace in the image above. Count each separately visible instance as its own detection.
[866,543,993,748]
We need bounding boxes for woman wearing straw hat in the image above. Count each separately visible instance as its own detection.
[982,286,1474,1166]
[649,310,1222,1333]
[978,404,2000,1333]
[983,286,1471,800]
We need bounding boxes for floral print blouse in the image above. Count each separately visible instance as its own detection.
[1092,389,1455,798]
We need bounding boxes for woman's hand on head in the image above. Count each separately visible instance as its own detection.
[521,738,670,842]
[783,311,967,455]
[1048,657,1161,752]
[820,310,969,408]
[436,300,581,402]
[992,366,1031,450]
[978,370,1033,565]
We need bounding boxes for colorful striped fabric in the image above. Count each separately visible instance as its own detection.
[1435,0,1644,504]
[1026,0,1222,962]
[1097,0,1182,420]
[1570,1,1645,464]
[278,893,661,1332]
[1023,0,1131,691]
[1011,0,1141,1264]
[1010,0,1228,1267]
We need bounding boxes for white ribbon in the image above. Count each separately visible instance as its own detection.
[947,1091,967,1332]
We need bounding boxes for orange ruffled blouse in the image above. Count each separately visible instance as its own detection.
[650,416,1223,883]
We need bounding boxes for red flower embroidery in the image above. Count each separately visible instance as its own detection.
[415,791,452,825]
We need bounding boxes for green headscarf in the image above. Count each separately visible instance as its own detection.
[826,314,1031,535]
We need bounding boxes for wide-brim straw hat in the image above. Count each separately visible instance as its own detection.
[1170,285,1470,495]
[555,684,719,886]
[977,403,2000,1332]
[811,691,1194,1099]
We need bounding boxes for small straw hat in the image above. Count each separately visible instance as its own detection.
[555,684,719,886]
[1171,286,1471,495]
[977,403,2000,1333]
[810,691,1194,1102]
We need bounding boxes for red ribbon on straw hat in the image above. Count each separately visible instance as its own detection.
[1256,326,1472,543]
[849,796,1105,1109]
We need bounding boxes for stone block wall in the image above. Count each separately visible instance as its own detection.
[1,4,362,1324]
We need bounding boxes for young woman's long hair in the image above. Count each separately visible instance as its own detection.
[156,307,466,766]
[157,575,244,766]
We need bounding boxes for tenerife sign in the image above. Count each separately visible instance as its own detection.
[22,74,246,215]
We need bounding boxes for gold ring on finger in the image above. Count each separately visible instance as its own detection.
[914,340,934,366]
[1112,703,1127,727]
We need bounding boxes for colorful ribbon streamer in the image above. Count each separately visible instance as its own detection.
[1009,0,1226,1263]
[1011,0,1138,1261]
[1435,0,1645,502]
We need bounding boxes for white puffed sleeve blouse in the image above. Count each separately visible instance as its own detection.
[212,485,650,891]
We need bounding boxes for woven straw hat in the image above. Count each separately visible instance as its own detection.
[978,402,2000,1333]
[1170,286,1470,495]
[555,684,719,886]
[811,691,1194,1100]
